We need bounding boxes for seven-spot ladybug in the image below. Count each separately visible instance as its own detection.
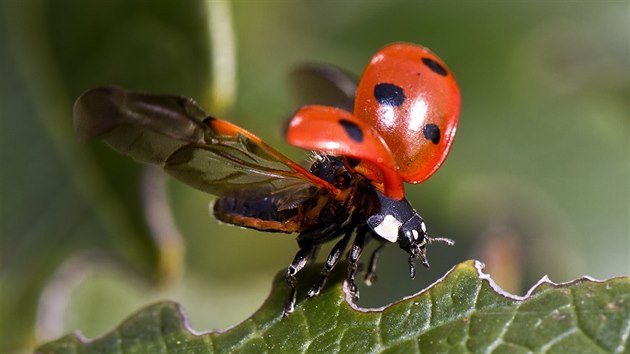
[73,42,461,317]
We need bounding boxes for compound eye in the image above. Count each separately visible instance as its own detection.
[398,228,415,249]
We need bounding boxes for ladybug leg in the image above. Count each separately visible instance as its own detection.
[283,243,316,317]
[307,229,353,298]
[346,226,369,302]
[408,253,417,279]
[364,240,386,286]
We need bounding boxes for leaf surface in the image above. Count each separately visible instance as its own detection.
[36,261,630,354]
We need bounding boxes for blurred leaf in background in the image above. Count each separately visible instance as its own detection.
[1,0,628,352]
[1,0,211,350]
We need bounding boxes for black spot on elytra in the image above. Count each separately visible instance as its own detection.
[423,124,441,144]
[374,83,405,106]
[202,116,216,124]
[422,57,448,77]
[339,119,364,143]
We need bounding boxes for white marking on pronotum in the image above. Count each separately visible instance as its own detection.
[374,215,402,243]
[420,221,427,233]
[412,229,419,240]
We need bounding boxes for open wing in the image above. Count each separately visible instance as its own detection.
[289,63,357,112]
[74,86,338,203]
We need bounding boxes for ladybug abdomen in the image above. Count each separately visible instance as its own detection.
[213,195,302,232]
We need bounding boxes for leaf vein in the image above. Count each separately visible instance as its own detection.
[483,303,520,354]
[615,314,630,353]
[429,288,436,328]
[539,327,578,352]
[464,281,483,351]
[570,286,611,353]
[331,297,344,354]
[374,311,383,351]
[158,307,169,354]
[228,318,271,352]
[298,313,311,354]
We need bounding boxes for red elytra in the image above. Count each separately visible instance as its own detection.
[287,42,461,199]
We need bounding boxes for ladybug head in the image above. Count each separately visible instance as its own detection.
[398,214,428,253]
[366,190,454,278]
[398,213,455,278]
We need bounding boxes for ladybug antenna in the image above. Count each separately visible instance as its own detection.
[413,236,455,274]
[427,236,455,246]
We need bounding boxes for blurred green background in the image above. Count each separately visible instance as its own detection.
[1,0,628,352]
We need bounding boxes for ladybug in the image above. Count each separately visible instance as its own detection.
[74,42,461,317]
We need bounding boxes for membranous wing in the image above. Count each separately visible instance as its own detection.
[289,64,357,112]
[74,86,337,207]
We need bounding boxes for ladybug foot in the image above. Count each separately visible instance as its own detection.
[345,278,360,302]
[364,242,385,286]
[283,287,297,318]
[346,261,361,302]
[307,275,327,298]
[364,272,378,287]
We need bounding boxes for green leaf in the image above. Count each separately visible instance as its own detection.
[36,260,630,354]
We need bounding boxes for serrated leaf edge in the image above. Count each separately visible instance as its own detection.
[343,260,617,313]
